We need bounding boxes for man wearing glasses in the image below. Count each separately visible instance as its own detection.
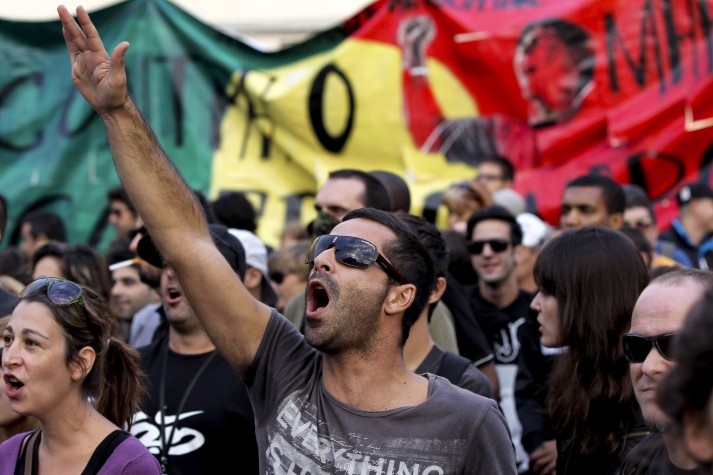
[618,269,713,474]
[58,6,516,473]
[465,205,544,473]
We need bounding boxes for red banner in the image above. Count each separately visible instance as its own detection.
[347,0,713,227]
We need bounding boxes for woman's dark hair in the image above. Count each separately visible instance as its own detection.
[21,283,145,428]
[534,226,649,455]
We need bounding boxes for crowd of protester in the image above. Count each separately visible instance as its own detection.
[1,6,713,474]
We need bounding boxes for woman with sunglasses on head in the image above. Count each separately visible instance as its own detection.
[0,278,160,474]
[530,226,650,474]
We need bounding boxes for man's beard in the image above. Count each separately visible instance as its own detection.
[304,272,387,354]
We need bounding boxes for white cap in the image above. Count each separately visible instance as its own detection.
[228,229,268,274]
[516,213,552,248]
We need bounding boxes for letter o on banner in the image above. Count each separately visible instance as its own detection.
[308,63,355,153]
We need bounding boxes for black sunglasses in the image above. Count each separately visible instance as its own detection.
[269,271,292,284]
[623,333,676,363]
[306,235,408,285]
[20,277,84,307]
[467,238,510,255]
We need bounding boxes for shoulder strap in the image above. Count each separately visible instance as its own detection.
[436,351,471,385]
[81,430,131,475]
[17,430,41,475]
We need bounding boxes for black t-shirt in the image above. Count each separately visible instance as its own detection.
[130,337,258,474]
[618,433,710,475]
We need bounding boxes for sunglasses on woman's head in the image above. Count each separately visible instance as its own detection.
[305,235,408,285]
[622,333,676,363]
[20,277,84,307]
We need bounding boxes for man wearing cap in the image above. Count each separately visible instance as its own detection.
[60,7,516,473]
[129,224,259,473]
[659,182,713,269]
[618,269,713,474]
[228,228,278,308]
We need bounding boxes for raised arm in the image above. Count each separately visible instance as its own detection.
[57,5,271,375]
[398,14,445,151]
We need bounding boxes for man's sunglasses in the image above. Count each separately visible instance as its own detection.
[625,220,654,232]
[306,235,408,285]
[623,333,676,363]
[467,239,510,255]
[20,277,84,307]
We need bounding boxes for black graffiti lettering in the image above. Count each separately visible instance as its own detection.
[283,192,316,225]
[229,68,278,160]
[0,74,44,152]
[136,55,187,146]
[58,86,99,137]
[387,0,419,11]
[606,0,666,93]
[626,151,685,199]
[697,0,713,74]
[662,0,682,83]
[308,64,355,154]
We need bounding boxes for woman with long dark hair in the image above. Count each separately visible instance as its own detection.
[532,226,650,474]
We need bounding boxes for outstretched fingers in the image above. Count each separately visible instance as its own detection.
[58,5,87,59]
[75,6,107,54]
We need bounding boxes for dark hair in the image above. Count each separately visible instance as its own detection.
[107,187,137,217]
[20,283,145,428]
[476,156,515,181]
[657,287,713,460]
[535,226,649,455]
[33,243,112,301]
[0,248,32,285]
[399,214,448,278]
[399,214,449,320]
[21,210,66,243]
[212,192,257,233]
[622,184,656,223]
[328,169,392,212]
[105,238,136,267]
[342,208,434,344]
[518,18,594,89]
[370,171,412,213]
[566,175,625,215]
[619,225,652,268]
[466,205,523,246]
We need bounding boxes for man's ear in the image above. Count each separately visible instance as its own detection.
[608,212,624,230]
[428,276,447,305]
[384,284,416,316]
[243,267,262,291]
[71,346,97,383]
[684,409,713,464]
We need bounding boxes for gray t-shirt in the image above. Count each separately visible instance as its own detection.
[246,311,517,474]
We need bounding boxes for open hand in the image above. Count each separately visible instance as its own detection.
[57,5,130,115]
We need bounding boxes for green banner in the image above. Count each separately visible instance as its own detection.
[0,0,343,249]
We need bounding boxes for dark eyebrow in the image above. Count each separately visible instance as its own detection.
[20,328,50,341]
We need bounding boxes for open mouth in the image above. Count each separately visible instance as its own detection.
[306,280,330,316]
[4,375,24,392]
[165,285,183,304]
